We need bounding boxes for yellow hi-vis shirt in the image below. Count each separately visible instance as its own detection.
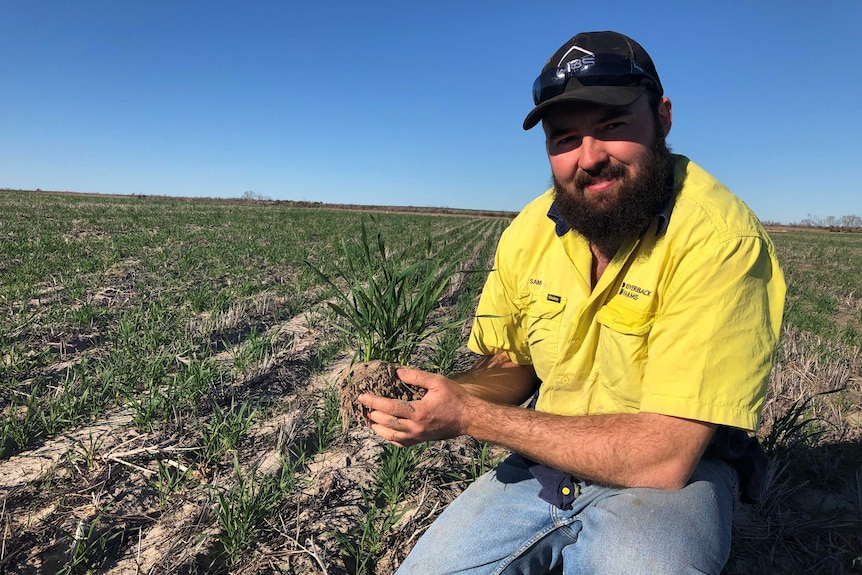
[468,155,785,431]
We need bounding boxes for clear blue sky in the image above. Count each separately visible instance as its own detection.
[2,1,860,223]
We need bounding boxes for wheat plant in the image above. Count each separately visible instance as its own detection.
[307,219,461,364]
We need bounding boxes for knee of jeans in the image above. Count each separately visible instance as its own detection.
[571,547,723,575]
[567,524,727,575]
[567,486,732,575]
[689,457,740,514]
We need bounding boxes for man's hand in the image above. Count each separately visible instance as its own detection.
[358,368,474,447]
[357,355,714,490]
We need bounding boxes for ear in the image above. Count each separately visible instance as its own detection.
[658,97,672,137]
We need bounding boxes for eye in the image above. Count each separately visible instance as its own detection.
[552,134,581,151]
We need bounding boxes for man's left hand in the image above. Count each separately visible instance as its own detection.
[358,368,473,447]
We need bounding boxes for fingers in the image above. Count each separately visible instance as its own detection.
[357,368,454,447]
[395,367,446,390]
[357,394,414,434]
[364,402,410,429]
[358,393,421,447]
[364,411,416,447]
[357,394,414,418]
[368,421,412,448]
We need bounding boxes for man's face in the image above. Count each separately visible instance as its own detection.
[542,95,674,250]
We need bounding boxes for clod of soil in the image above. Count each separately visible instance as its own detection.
[338,360,425,430]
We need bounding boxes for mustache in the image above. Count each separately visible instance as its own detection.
[572,161,627,190]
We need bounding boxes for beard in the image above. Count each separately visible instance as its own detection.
[553,123,674,251]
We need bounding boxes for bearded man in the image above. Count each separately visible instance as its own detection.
[359,30,786,575]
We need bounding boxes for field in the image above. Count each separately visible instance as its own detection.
[1,190,860,574]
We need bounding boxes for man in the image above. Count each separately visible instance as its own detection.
[359,30,785,574]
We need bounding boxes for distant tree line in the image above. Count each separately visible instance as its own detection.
[241,190,272,201]
[794,214,862,232]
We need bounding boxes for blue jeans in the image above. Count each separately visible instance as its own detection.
[396,454,737,575]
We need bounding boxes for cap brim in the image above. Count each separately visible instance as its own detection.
[522,85,647,130]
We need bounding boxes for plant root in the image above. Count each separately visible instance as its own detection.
[338,360,425,430]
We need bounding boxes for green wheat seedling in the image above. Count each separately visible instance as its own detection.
[187,284,216,313]
[334,487,407,575]
[67,431,105,471]
[428,326,464,374]
[1,410,35,456]
[469,440,506,481]
[67,301,109,329]
[288,392,344,467]
[333,443,425,573]
[0,336,32,382]
[374,443,425,508]
[130,386,171,432]
[2,364,115,457]
[172,357,222,412]
[230,328,274,374]
[152,458,192,509]
[128,357,222,431]
[39,372,99,438]
[307,338,344,375]
[200,398,257,463]
[214,456,294,565]
[306,219,462,363]
[761,387,844,455]
[58,514,121,575]
[1,385,42,455]
[313,385,343,452]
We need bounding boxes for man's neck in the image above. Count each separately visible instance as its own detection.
[589,240,621,287]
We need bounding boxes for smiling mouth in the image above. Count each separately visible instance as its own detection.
[584,179,617,194]
[576,162,627,194]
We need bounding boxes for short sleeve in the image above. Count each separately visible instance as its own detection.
[467,229,533,365]
[640,234,785,430]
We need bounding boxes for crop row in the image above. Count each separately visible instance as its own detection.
[0,190,510,573]
[0,190,501,456]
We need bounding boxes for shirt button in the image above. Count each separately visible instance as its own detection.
[560,376,569,384]
[561,487,571,496]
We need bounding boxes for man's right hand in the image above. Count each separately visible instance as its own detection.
[358,367,472,447]
[357,354,538,447]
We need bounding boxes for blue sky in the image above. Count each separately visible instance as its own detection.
[2,1,859,224]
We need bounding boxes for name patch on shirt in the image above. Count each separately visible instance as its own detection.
[619,282,652,301]
[547,294,562,303]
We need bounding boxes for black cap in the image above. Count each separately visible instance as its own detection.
[523,31,663,130]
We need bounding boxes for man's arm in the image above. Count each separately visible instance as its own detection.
[462,394,715,490]
[358,366,715,490]
[449,353,539,406]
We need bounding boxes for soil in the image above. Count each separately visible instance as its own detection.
[338,361,426,430]
[0,214,506,574]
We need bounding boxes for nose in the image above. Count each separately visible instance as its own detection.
[578,136,608,171]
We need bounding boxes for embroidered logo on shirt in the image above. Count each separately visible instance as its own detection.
[619,282,652,301]
[547,294,562,303]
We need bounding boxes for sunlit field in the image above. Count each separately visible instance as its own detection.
[1,190,859,574]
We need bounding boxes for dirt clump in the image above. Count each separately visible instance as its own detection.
[338,360,425,429]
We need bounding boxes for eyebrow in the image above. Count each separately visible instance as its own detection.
[595,105,635,124]
[546,104,636,140]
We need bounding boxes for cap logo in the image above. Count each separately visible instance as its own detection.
[563,56,596,74]
[556,44,595,67]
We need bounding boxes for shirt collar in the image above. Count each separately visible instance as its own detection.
[546,174,676,238]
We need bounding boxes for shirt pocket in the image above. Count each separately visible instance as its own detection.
[526,295,566,378]
[595,303,655,408]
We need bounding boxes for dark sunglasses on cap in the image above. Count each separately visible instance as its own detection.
[532,53,660,106]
